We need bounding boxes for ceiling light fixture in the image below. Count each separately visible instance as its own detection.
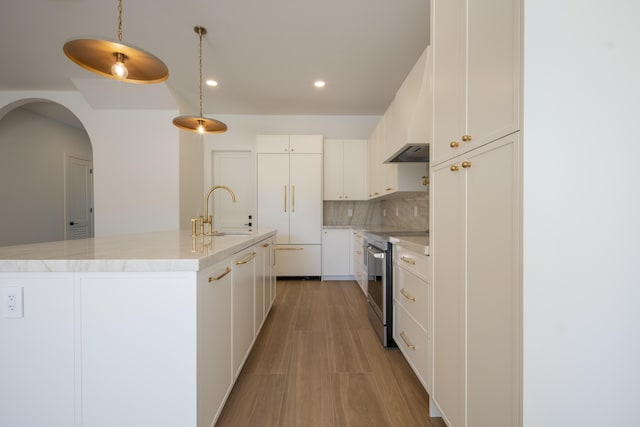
[206,80,218,87]
[63,0,168,84]
[173,26,227,135]
[314,80,326,88]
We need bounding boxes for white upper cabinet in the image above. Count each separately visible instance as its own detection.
[323,139,366,201]
[256,134,323,154]
[432,0,521,164]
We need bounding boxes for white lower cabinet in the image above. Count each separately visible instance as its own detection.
[392,244,431,393]
[274,244,321,277]
[0,236,276,427]
[0,275,75,427]
[321,228,352,279]
[352,229,366,294]
[197,259,233,426]
[232,247,257,379]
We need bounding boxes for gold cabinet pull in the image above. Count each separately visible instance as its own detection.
[461,161,472,168]
[450,165,459,172]
[450,141,459,148]
[284,185,287,212]
[400,288,416,302]
[235,251,257,265]
[400,331,416,350]
[462,134,472,142]
[386,187,393,191]
[208,267,231,282]
[261,243,270,248]
[400,255,416,265]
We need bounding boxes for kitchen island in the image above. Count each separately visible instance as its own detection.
[0,229,277,427]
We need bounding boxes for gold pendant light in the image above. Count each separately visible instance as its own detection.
[173,26,228,134]
[63,0,168,84]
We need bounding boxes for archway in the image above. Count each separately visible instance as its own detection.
[0,100,93,246]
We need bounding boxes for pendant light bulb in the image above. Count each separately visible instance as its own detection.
[197,120,205,134]
[111,53,129,79]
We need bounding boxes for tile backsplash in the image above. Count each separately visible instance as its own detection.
[323,190,428,231]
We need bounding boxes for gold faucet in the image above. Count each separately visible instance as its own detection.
[200,185,237,235]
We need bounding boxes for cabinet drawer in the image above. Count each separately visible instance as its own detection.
[393,264,429,329]
[274,244,321,276]
[394,245,430,280]
[394,302,429,390]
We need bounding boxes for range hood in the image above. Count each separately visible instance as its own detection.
[383,46,432,164]
[386,144,429,163]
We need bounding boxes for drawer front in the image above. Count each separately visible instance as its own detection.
[393,264,429,329]
[394,302,429,390]
[274,244,321,276]
[394,245,430,280]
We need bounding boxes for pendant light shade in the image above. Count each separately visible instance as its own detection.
[173,26,228,134]
[63,0,168,84]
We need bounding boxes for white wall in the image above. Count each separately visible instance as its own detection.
[0,107,92,246]
[0,92,181,237]
[523,1,640,425]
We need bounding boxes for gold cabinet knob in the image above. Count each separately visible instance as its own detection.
[450,141,459,148]
[462,134,472,142]
[461,161,472,168]
[450,165,459,172]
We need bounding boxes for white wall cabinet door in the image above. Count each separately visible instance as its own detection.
[342,140,366,200]
[324,139,366,201]
[323,139,344,200]
[432,0,520,165]
[432,133,521,427]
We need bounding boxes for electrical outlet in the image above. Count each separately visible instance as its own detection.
[2,286,23,318]
[383,209,386,217]
[395,208,400,217]
[414,206,418,217]
[347,208,353,217]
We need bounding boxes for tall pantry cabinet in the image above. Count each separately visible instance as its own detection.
[256,135,323,277]
[430,0,522,426]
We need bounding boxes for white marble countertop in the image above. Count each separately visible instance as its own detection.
[0,229,277,273]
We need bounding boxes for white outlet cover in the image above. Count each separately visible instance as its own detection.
[2,286,23,318]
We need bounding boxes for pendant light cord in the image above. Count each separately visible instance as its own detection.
[117,0,123,41]
[198,27,203,117]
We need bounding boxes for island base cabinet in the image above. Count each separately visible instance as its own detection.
[197,261,233,427]
[0,275,75,427]
[80,274,198,427]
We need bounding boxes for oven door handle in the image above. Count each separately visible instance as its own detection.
[366,245,385,259]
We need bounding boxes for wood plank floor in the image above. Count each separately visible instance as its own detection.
[215,279,447,427]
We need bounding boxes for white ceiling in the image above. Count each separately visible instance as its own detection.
[0,0,429,116]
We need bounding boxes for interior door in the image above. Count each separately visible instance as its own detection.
[65,156,93,240]
[212,151,254,232]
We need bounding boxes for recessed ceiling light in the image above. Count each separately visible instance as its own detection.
[314,80,326,88]
[206,79,218,87]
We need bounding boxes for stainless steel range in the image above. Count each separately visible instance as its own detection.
[364,231,396,347]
